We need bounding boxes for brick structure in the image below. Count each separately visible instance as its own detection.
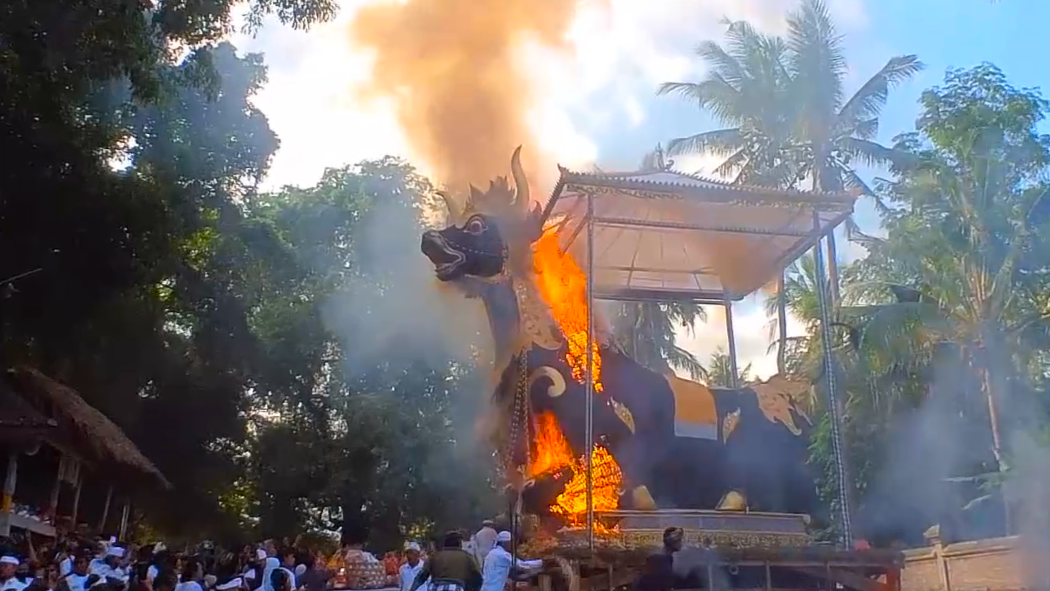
[902,531,1029,591]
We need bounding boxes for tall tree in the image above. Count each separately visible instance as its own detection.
[657,21,797,186]
[785,0,923,300]
[844,64,1050,534]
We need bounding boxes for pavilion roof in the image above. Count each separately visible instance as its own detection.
[544,166,856,302]
[4,367,171,489]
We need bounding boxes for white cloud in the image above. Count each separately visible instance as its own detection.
[233,0,867,188]
[232,0,867,376]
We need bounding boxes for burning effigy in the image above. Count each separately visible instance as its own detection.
[420,147,821,538]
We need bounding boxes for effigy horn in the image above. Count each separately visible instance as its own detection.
[436,190,462,220]
[510,145,530,212]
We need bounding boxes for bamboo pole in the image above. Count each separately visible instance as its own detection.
[118,500,130,541]
[98,485,113,533]
[70,472,83,527]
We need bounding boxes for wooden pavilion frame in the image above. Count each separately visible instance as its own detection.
[0,366,170,538]
[537,163,858,550]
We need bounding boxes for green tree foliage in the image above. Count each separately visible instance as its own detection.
[242,160,501,546]
[0,0,500,543]
[838,64,1050,536]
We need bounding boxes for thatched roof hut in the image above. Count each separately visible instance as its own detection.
[4,367,170,489]
[0,386,57,432]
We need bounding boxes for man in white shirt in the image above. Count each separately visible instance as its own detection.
[64,555,93,591]
[0,556,26,591]
[398,543,425,591]
[480,532,542,591]
[472,521,497,567]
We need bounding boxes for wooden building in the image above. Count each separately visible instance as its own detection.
[0,366,169,538]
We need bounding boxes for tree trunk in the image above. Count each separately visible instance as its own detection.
[979,361,1010,533]
[777,274,788,374]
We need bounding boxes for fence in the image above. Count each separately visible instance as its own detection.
[901,530,1030,591]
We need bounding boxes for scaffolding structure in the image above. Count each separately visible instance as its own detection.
[538,164,859,549]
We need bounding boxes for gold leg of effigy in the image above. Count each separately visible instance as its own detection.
[716,490,748,511]
[631,485,658,510]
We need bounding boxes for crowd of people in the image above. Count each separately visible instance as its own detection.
[0,520,548,591]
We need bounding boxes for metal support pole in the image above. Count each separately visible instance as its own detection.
[723,290,740,388]
[811,211,853,548]
[585,191,595,550]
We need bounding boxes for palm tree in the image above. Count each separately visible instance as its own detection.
[656,20,797,186]
[705,347,753,388]
[659,0,923,302]
[785,0,923,300]
[611,301,708,380]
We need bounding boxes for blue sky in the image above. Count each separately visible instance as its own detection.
[587,0,1046,239]
[238,0,1041,375]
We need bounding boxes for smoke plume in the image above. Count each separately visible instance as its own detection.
[349,0,584,189]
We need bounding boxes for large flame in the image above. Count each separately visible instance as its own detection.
[532,228,603,392]
[530,412,622,525]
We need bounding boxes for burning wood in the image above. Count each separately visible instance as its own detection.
[530,412,623,525]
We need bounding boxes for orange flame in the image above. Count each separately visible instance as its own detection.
[530,412,622,525]
[532,229,603,392]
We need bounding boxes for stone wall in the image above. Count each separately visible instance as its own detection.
[902,535,1028,591]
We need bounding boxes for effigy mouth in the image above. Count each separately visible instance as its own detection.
[421,231,465,280]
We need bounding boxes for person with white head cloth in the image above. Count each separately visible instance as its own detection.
[471,521,496,567]
[480,531,542,591]
[259,547,280,591]
[242,549,266,591]
[89,546,127,583]
[398,543,426,591]
[0,556,26,591]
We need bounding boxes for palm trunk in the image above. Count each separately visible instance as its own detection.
[777,274,787,374]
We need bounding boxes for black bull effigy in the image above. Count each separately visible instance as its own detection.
[420,147,820,516]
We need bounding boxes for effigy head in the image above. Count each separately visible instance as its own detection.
[420,146,543,284]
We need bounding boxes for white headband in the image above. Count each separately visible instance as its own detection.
[0,556,18,566]
[106,547,125,558]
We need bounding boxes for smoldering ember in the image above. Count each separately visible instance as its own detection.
[0,2,1047,591]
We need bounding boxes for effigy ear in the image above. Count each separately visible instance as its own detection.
[510,146,530,213]
[523,202,545,243]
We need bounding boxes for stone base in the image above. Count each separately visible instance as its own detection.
[593,510,812,549]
